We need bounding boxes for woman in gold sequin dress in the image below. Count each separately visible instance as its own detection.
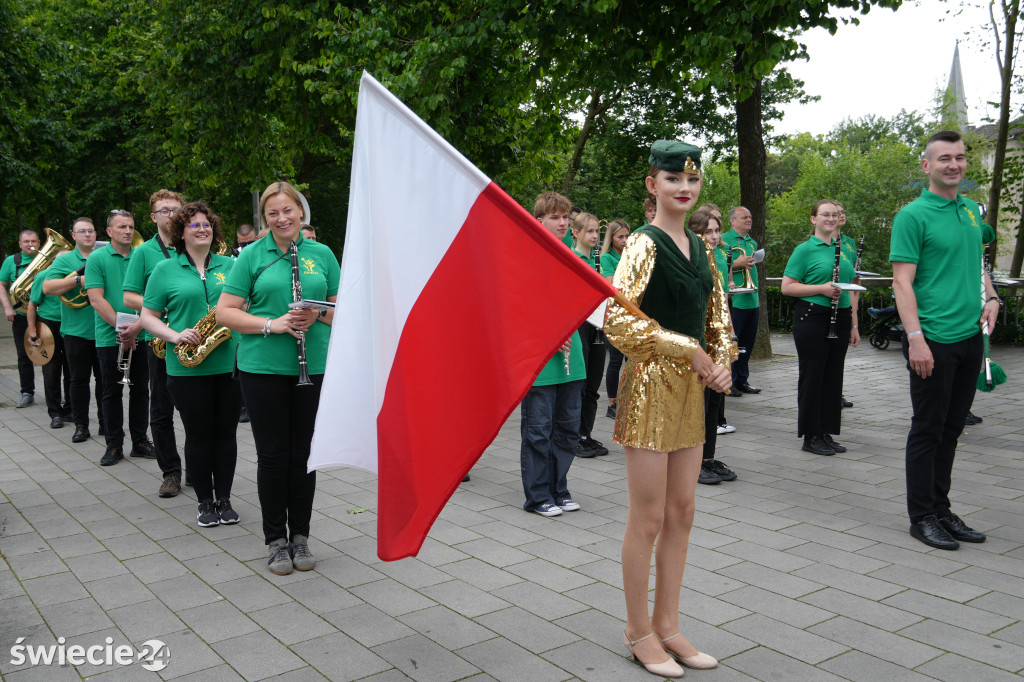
[604,141,736,678]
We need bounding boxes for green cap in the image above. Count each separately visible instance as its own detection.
[649,140,702,173]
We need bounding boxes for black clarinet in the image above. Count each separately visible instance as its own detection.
[590,243,604,345]
[855,235,865,272]
[290,241,314,386]
[827,238,841,339]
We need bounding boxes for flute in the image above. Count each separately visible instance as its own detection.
[827,238,841,339]
[290,241,314,386]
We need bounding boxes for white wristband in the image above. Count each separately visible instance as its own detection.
[907,330,923,338]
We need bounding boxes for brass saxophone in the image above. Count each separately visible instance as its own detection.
[149,338,167,359]
[175,306,232,367]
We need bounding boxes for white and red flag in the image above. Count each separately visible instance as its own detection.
[309,72,616,561]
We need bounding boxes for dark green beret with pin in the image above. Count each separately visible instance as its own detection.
[649,140,702,173]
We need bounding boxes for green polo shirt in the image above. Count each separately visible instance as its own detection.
[533,331,586,386]
[0,252,34,316]
[124,235,175,343]
[144,253,237,376]
[713,244,729,293]
[222,235,340,375]
[784,236,857,308]
[84,243,136,348]
[600,250,621,278]
[840,233,857,266]
[29,269,63,321]
[49,249,95,340]
[574,248,598,271]
[560,231,574,248]
[890,189,984,344]
[721,230,759,309]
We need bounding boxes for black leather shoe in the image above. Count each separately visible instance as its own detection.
[822,434,847,453]
[964,411,982,426]
[698,461,721,485]
[910,515,959,550]
[841,395,853,408]
[100,445,123,466]
[16,393,33,408]
[606,403,617,419]
[735,382,761,394]
[131,440,157,459]
[50,416,64,429]
[939,513,986,543]
[72,425,90,443]
[727,387,743,397]
[802,435,835,456]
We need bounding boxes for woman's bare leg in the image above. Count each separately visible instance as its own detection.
[652,444,703,657]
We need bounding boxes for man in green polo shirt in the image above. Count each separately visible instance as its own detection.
[27,264,72,428]
[85,210,152,467]
[124,189,184,498]
[722,206,760,396]
[44,218,104,442]
[891,130,1001,551]
[0,230,42,407]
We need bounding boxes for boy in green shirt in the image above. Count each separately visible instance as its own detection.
[520,192,586,517]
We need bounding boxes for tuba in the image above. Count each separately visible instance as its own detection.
[10,228,72,310]
[175,306,232,367]
[729,246,757,291]
[59,266,89,309]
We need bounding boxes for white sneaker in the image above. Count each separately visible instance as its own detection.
[717,424,736,435]
[557,498,580,512]
[533,503,563,517]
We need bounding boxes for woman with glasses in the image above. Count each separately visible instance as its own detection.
[781,199,859,456]
[217,182,339,576]
[140,201,240,526]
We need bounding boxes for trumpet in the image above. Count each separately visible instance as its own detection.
[117,344,133,385]
[729,246,757,291]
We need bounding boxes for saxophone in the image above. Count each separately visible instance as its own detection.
[149,338,167,359]
[175,306,232,367]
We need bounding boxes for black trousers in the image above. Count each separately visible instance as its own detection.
[605,345,624,401]
[11,314,35,395]
[902,332,981,523]
[166,373,240,502]
[577,322,606,439]
[38,317,70,417]
[792,301,851,437]
[64,335,104,428]
[240,371,323,544]
[97,344,150,448]
[703,387,723,460]
[144,344,181,477]
[730,305,760,385]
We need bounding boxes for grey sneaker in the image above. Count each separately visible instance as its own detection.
[290,535,316,571]
[16,393,33,408]
[268,538,293,575]
[196,499,219,527]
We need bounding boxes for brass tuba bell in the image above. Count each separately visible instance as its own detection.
[729,246,757,291]
[10,228,73,310]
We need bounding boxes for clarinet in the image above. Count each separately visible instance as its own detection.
[827,238,841,339]
[855,235,865,273]
[591,243,604,345]
[290,241,314,386]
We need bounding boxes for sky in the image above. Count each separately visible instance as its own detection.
[776,1,1012,137]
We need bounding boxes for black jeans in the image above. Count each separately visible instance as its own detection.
[64,335,104,428]
[605,345,624,401]
[166,373,240,501]
[38,317,71,417]
[11,314,34,395]
[792,301,851,437]
[730,305,760,385]
[902,332,982,523]
[97,344,150,448]
[144,344,181,477]
[240,371,322,544]
[703,387,723,460]
[577,322,605,440]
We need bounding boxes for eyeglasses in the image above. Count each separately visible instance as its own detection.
[110,209,133,218]
[188,222,212,230]
[152,208,177,216]
[817,213,841,219]
[73,229,96,235]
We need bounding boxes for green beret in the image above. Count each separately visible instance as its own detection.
[649,140,702,173]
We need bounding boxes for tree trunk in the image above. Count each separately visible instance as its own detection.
[985,3,1018,265]
[1011,217,1024,276]
[735,78,772,360]
[561,89,619,193]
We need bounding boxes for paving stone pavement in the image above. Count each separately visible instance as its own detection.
[1,326,1022,681]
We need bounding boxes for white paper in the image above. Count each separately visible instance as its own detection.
[587,299,609,329]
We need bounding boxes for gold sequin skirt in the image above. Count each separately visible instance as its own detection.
[613,356,706,452]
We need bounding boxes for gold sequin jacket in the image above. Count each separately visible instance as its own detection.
[605,231,737,451]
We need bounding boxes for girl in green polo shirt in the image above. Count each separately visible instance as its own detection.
[216,182,339,577]
[781,199,858,457]
[570,213,609,457]
[600,219,629,420]
[140,201,241,529]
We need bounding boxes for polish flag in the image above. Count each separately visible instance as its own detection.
[309,73,616,561]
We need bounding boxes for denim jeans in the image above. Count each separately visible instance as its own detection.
[520,381,582,510]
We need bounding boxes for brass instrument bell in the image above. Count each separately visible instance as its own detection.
[729,246,757,291]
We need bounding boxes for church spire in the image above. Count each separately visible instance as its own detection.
[947,41,969,130]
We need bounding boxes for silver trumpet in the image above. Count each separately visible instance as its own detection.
[114,312,140,386]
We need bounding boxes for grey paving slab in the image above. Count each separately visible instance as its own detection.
[1,328,1022,681]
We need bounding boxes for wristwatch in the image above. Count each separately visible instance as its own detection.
[987,295,1004,308]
